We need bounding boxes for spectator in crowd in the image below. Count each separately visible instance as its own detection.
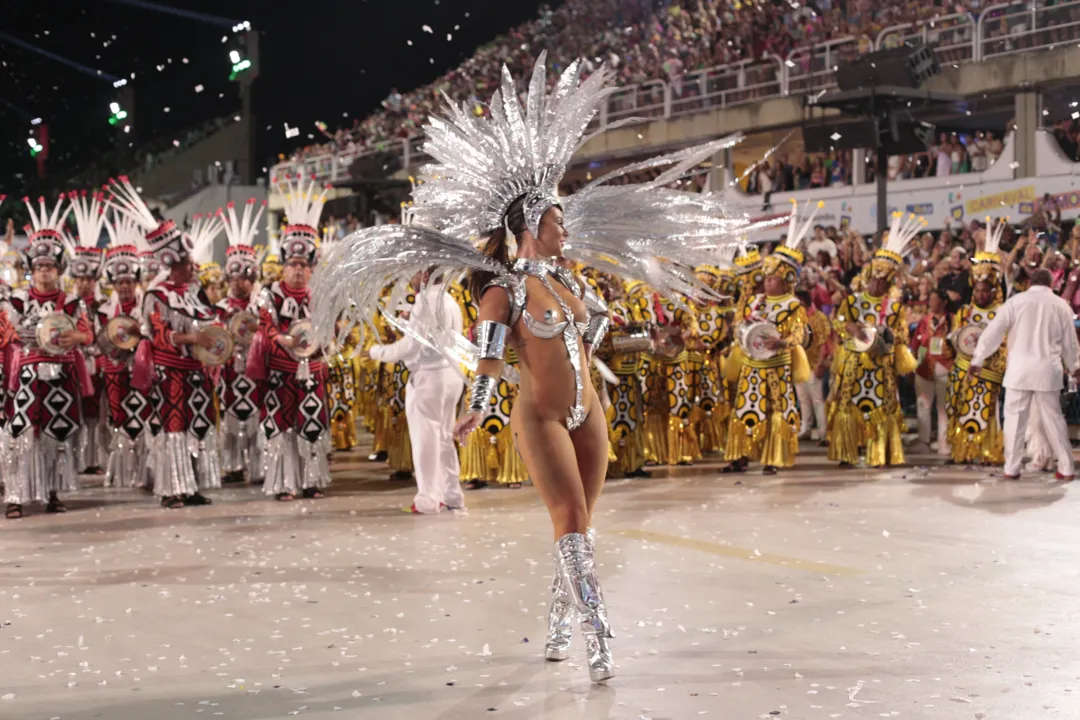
[806,225,837,260]
[910,289,954,456]
[937,246,972,312]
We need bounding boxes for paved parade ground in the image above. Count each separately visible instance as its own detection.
[2,442,1078,720]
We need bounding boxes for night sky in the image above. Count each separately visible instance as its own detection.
[0,0,554,198]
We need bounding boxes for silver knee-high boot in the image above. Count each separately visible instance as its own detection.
[545,528,595,661]
[555,530,614,682]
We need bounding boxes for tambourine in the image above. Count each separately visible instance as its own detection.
[228,310,260,347]
[737,321,782,361]
[288,319,319,359]
[192,325,236,367]
[849,324,895,359]
[36,313,76,357]
[951,323,984,358]
[96,316,141,360]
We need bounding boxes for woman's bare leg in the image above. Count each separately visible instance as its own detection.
[512,408,589,539]
[569,394,610,526]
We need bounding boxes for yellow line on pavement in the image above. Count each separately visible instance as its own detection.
[613,528,862,576]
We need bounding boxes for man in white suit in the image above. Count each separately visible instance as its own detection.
[367,270,466,513]
[970,268,1080,479]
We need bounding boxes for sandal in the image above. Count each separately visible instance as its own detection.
[5,503,22,519]
[506,482,523,489]
[46,498,67,514]
[761,465,778,476]
[275,492,296,502]
[462,480,488,490]
[301,488,325,499]
[161,496,184,509]
[183,493,213,506]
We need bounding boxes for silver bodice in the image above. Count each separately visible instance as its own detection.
[486,258,607,430]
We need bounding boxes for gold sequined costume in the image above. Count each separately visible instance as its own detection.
[692,266,733,454]
[947,228,1007,465]
[599,281,650,477]
[645,292,700,465]
[327,325,361,450]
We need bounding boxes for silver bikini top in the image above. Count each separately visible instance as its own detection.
[485,257,607,430]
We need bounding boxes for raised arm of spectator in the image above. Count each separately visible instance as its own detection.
[1004,231,1028,272]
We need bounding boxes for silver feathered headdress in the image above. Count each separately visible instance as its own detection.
[412,50,619,239]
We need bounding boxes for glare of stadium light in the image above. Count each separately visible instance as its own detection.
[124,125,131,133]
[230,50,241,64]
[116,110,128,120]
[113,79,127,88]
[109,102,120,114]
[26,138,37,149]
[30,117,42,125]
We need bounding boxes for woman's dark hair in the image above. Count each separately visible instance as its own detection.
[930,288,950,306]
[468,195,528,300]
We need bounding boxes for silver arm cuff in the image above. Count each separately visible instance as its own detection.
[467,374,498,414]
[583,313,610,347]
[476,320,509,360]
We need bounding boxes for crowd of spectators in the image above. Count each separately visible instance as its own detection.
[285,0,997,164]
[743,130,1007,195]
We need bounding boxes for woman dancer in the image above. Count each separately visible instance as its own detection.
[313,52,769,683]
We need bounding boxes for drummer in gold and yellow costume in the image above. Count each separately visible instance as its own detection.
[721,205,815,475]
[645,285,700,466]
[691,263,734,454]
[947,218,1007,465]
[383,288,415,480]
[326,322,361,450]
[828,212,923,468]
[598,278,651,477]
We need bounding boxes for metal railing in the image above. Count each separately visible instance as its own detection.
[270,3,1080,183]
[878,12,978,65]
[979,0,1080,60]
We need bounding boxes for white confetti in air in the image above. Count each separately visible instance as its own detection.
[447,33,452,41]
[422,25,433,33]
[195,84,204,93]
[882,530,890,538]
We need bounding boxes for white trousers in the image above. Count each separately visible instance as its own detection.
[405,367,466,513]
[796,377,826,437]
[915,373,950,454]
[1004,389,1075,477]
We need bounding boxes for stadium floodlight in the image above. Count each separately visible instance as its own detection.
[229,50,241,64]
[109,102,120,114]
[113,78,127,88]
[30,117,41,125]
[229,58,252,81]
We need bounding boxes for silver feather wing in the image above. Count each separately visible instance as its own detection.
[311,225,506,368]
[561,134,785,300]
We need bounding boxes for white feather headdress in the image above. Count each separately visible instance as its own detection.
[67,190,108,279]
[22,195,70,269]
[187,212,224,267]
[222,198,265,278]
[106,176,189,267]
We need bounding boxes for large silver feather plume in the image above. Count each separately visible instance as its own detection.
[310,223,504,368]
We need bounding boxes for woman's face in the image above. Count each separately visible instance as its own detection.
[929,292,946,314]
[918,276,933,296]
[536,206,568,258]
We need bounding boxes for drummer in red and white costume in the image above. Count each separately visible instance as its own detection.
[4,196,94,520]
[251,176,330,501]
[140,250,162,292]
[67,190,110,474]
[107,177,225,509]
[216,198,266,484]
[98,214,154,489]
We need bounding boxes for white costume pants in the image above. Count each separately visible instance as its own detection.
[796,376,826,438]
[405,367,466,513]
[915,372,950,455]
[1004,389,1074,477]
